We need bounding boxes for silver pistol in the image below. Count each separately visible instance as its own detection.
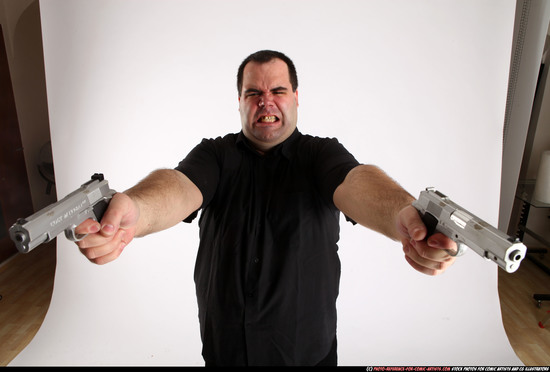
[412,187,526,273]
[9,173,116,253]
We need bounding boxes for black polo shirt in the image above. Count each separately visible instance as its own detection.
[175,129,360,366]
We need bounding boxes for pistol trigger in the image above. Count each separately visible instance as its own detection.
[74,233,87,241]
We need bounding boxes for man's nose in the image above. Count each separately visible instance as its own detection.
[258,94,274,107]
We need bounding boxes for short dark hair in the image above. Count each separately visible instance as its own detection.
[237,50,298,97]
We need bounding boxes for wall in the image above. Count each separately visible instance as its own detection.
[0,0,55,212]
[502,1,550,247]
[500,0,550,233]
[523,25,550,246]
[10,0,522,366]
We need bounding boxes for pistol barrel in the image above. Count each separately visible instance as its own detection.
[9,174,115,253]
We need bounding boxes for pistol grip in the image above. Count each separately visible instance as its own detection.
[418,210,467,257]
[419,211,438,237]
[92,199,110,221]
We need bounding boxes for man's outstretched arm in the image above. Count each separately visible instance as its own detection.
[333,164,456,275]
[75,169,203,265]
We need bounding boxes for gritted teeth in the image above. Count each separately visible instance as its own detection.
[258,115,278,123]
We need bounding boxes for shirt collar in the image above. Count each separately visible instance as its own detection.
[237,128,300,160]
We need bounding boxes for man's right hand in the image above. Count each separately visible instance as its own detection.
[74,192,140,265]
[74,169,203,264]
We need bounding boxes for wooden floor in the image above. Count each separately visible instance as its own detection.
[0,240,549,366]
[498,249,550,366]
[0,241,56,366]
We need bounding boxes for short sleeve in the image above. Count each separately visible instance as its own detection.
[175,138,220,222]
[312,137,360,207]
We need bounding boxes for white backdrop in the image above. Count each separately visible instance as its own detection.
[11,0,521,366]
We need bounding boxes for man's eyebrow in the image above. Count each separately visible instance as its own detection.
[244,88,262,95]
[244,86,289,95]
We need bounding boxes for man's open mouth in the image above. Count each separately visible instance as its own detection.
[257,115,279,123]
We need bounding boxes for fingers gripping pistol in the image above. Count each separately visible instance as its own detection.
[9,174,116,253]
[412,188,526,273]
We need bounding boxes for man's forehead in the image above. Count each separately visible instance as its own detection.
[242,59,291,87]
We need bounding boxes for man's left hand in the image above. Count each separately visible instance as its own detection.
[396,205,457,276]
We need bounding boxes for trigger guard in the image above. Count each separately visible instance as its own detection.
[447,243,468,257]
[65,226,87,242]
